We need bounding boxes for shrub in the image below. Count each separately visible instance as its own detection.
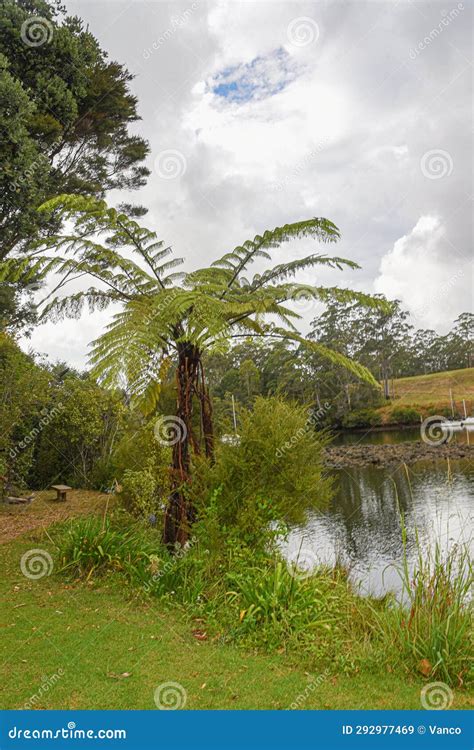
[195,396,332,534]
[110,420,170,517]
[388,407,421,425]
[425,405,457,419]
[341,408,382,429]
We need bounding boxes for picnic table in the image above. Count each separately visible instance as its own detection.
[51,484,72,502]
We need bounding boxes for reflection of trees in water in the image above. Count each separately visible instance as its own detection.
[322,463,473,567]
[286,459,473,595]
[327,467,404,562]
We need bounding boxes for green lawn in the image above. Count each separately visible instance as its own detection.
[0,533,472,711]
[390,367,474,410]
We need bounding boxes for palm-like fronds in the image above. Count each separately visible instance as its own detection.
[21,195,385,408]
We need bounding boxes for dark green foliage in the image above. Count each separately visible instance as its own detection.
[0,332,51,486]
[33,375,127,489]
[0,0,149,329]
[341,408,383,429]
[388,407,421,425]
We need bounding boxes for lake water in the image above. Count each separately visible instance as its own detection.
[282,429,474,597]
[332,425,473,446]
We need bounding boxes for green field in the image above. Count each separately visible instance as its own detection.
[0,495,472,711]
[390,368,474,410]
[0,537,468,711]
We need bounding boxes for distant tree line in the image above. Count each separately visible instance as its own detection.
[203,303,473,430]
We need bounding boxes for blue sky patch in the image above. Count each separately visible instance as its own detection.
[210,48,299,103]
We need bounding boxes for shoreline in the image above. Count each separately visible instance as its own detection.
[323,441,474,468]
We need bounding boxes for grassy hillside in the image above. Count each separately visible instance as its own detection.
[391,368,474,410]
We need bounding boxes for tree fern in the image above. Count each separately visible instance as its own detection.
[19,194,388,545]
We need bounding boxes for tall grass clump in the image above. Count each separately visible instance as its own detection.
[55,515,161,583]
[378,534,473,686]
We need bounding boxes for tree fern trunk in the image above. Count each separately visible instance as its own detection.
[163,342,200,548]
[198,360,215,463]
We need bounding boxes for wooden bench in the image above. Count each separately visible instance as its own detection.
[51,484,72,502]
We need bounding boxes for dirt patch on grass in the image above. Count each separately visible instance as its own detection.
[0,490,115,544]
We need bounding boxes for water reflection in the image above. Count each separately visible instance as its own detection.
[282,459,474,597]
[333,426,474,446]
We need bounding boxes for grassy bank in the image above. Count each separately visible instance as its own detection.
[1,533,471,711]
[0,491,472,710]
[391,368,474,410]
[342,368,474,429]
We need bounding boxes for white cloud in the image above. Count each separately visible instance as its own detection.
[23,0,472,366]
[374,216,472,332]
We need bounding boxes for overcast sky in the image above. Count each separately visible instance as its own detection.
[23,0,473,369]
